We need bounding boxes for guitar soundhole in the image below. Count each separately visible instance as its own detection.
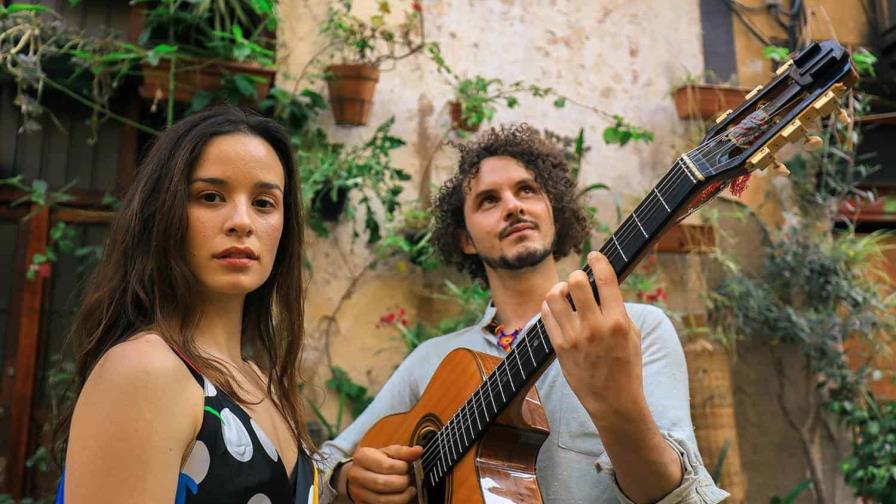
[415,423,449,503]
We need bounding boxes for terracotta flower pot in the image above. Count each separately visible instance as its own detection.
[139,58,275,102]
[449,101,481,132]
[326,64,380,126]
[672,84,749,121]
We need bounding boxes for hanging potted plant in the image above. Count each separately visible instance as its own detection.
[319,1,425,126]
[426,44,571,133]
[374,206,440,272]
[297,117,410,242]
[135,0,278,109]
[671,80,749,121]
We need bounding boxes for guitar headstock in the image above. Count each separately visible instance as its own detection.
[684,40,857,191]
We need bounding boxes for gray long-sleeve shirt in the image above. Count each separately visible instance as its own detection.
[320,302,729,503]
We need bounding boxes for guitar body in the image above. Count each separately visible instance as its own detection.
[359,348,550,503]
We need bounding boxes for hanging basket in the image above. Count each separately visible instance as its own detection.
[139,58,275,102]
[671,84,749,121]
[325,64,380,126]
[683,317,747,503]
[449,101,481,132]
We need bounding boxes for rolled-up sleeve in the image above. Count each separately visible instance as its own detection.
[595,430,729,504]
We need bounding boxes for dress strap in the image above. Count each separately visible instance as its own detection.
[167,345,204,387]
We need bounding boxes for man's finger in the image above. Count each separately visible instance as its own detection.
[544,282,576,340]
[381,444,424,462]
[588,252,625,317]
[567,269,599,316]
[354,446,410,475]
[540,301,568,350]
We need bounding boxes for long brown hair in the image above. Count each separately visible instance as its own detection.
[53,106,313,463]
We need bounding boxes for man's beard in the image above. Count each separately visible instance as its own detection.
[480,244,553,271]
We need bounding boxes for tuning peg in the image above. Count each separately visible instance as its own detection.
[773,161,790,176]
[804,135,824,151]
[837,108,852,126]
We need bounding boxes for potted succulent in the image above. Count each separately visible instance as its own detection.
[319,1,425,125]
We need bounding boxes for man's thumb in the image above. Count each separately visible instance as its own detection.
[381,444,424,462]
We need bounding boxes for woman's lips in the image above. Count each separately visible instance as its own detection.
[215,257,256,267]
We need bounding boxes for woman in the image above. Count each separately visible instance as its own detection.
[55,106,333,503]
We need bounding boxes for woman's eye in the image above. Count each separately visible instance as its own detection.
[200,192,222,203]
[255,198,276,209]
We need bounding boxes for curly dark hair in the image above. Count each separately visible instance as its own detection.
[431,123,590,283]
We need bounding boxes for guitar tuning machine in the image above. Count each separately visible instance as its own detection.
[773,161,790,177]
[775,59,794,76]
[804,135,824,151]
[715,109,733,124]
[837,108,852,126]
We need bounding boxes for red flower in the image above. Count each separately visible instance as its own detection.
[37,263,52,279]
[640,287,667,304]
[411,2,422,12]
[376,307,411,328]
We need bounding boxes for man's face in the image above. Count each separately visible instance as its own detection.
[461,156,556,272]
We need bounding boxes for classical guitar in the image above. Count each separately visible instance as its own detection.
[359,39,858,503]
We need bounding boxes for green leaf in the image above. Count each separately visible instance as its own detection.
[762,45,790,63]
[8,4,50,13]
[852,48,878,77]
[553,97,566,108]
[578,182,610,197]
[231,75,257,97]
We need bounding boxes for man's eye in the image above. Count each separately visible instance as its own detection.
[200,192,222,203]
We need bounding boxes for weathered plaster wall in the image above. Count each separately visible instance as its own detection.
[279,2,871,503]
[278,0,705,419]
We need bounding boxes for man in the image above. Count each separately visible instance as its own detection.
[323,124,728,503]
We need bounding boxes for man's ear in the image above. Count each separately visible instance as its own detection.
[459,230,477,255]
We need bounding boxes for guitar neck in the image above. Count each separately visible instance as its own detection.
[421,158,704,488]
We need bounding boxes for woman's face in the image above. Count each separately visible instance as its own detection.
[185,133,286,298]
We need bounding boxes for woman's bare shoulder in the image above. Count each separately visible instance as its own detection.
[75,332,203,423]
[65,334,204,501]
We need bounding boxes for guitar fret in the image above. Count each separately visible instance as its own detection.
[471,393,483,431]
[495,364,507,402]
[632,213,648,238]
[513,348,525,381]
[538,321,549,351]
[438,434,447,476]
[524,333,537,367]
[485,375,498,412]
[612,234,628,262]
[654,187,671,212]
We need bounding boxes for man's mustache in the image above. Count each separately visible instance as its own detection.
[499,218,539,239]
